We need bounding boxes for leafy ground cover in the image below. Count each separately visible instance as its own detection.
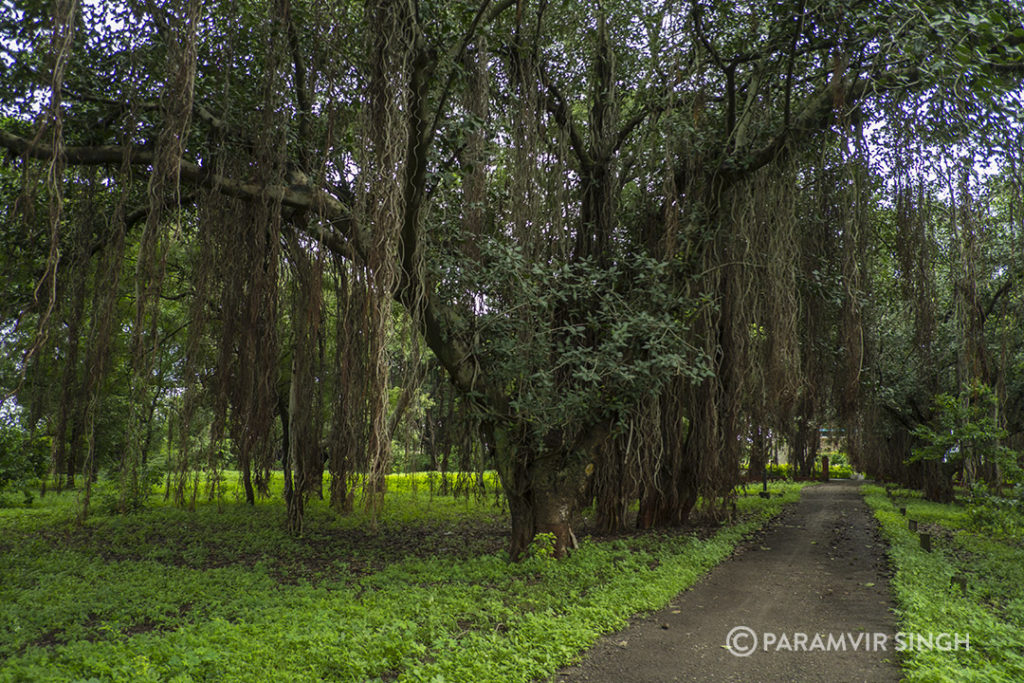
[763,462,854,480]
[1,475,806,682]
[862,485,1024,682]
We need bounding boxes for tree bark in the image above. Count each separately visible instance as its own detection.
[241,452,255,505]
[922,460,955,503]
[278,391,293,509]
[749,424,768,482]
[494,424,599,560]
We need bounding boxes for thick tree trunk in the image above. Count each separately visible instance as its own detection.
[591,440,633,534]
[505,469,580,561]
[494,425,595,560]
[637,485,697,529]
[635,374,712,530]
[922,460,955,503]
[328,456,351,513]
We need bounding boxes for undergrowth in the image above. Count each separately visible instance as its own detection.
[862,485,1024,682]
[0,475,807,682]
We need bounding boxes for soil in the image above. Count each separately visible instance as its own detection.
[554,480,901,682]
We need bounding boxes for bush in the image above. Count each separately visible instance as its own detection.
[820,450,849,466]
[0,416,50,498]
[911,381,1021,487]
[965,488,1024,538]
[762,462,852,480]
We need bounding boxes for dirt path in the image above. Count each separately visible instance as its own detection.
[555,480,901,682]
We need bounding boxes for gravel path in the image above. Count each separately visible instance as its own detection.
[555,480,901,682]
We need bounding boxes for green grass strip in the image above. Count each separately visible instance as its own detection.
[861,485,1024,682]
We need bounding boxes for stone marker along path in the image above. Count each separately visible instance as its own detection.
[557,480,901,682]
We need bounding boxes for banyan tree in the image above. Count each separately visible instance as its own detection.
[1,0,1022,557]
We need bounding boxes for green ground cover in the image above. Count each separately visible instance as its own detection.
[1,475,806,682]
[862,485,1024,682]
[763,462,854,480]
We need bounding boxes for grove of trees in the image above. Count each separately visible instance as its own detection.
[1,0,1022,557]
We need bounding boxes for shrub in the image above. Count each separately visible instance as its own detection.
[0,416,50,502]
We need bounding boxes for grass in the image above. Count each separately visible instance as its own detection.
[862,485,1024,682]
[1,473,808,682]
[762,462,854,480]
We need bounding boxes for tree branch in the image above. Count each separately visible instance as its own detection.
[427,0,508,140]
[982,266,1021,323]
[1,130,342,212]
[612,106,651,155]
[717,71,870,182]
[541,73,593,172]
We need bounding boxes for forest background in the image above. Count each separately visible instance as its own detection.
[0,0,1023,559]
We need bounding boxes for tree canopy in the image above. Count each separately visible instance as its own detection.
[1,0,1023,556]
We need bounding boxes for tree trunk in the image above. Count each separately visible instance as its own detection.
[278,392,293,508]
[494,425,595,560]
[922,460,955,503]
[504,467,580,561]
[791,418,807,477]
[637,378,700,529]
[591,439,633,534]
[808,426,820,478]
[637,482,697,529]
[287,368,304,533]
[636,450,698,530]
[53,273,87,493]
[328,454,351,513]
[241,454,255,505]
[749,424,768,482]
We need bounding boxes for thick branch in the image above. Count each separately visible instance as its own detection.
[717,73,869,182]
[394,36,504,415]
[542,74,594,172]
[982,266,1021,323]
[2,125,494,416]
[427,0,506,140]
[0,130,347,217]
[612,106,651,155]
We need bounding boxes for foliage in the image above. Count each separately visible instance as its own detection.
[0,473,807,682]
[0,415,50,505]
[0,0,1023,552]
[526,532,558,560]
[964,486,1024,538]
[761,462,853,480]
[820,450,849,466]
[863,485,1024,681]
[911,381,1021,484]
[853,159,1024,491]
[465,246,705,434]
